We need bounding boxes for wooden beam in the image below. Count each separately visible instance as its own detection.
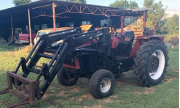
[52,2,56,32]
[28,8,33,46]
[121,16,124,35]
[11,14,14,41]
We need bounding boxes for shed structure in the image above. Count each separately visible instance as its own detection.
[0,0,147,45]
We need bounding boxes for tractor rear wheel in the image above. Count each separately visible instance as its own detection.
[57,67,78,86]
[89,69,115,98]
[134,39,168,87]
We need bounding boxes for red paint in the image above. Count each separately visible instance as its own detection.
[19,33,36,43]
[78,39,98,48]
[130,36,165,57]
[130,39,142,57]
[143,13,146,28]
[78,41,91,47]
[111,36,120,48]
[121,16,124,35]
[64,58,80,69]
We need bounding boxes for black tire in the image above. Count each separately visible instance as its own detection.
[57,67,78,86]
[134,39,168,87]
[89,69,115,99]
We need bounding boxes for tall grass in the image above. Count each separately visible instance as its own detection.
[0,43,178,108]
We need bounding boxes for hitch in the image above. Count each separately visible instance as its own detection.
[0,72,40,108]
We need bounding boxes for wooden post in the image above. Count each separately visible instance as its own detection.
[11,14,14,42]
[121,16,124,35]
[28,8,33,46]
[52,2,56,32]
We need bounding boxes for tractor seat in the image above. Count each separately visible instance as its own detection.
[118,31,134,46]
[117,31,135,56]
[121,31,134,43]
[111,31,134,49]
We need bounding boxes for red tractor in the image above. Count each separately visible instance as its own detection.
[0,9,168,107]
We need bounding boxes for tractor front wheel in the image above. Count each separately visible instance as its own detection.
[57,67,78,86]
[134,39,168,87]
[89,69,115,98]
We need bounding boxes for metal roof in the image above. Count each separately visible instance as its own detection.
[0,0,149,29]
[0,0,148,21]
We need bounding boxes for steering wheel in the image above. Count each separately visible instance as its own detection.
[123,31,134,42]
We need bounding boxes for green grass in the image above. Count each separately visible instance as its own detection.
[0,43,179,108]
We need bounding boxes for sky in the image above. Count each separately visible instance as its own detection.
[0,0,179,11]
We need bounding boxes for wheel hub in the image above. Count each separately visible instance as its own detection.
[100,78,111,93]
[65,69,75,81]
[149,56,159,72]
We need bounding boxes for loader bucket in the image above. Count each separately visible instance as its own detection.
[0,72,40,108]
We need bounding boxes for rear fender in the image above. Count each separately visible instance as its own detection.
[130,36,164,57]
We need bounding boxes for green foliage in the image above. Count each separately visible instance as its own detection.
[75,0,86,4]
[168,37,179,46]
[161,15,179,34]
[143,0,154,8]
[61,0,86,4]
[164,34,179,44]
[128,1,139,9]
[110,0,139,29]
[110,0,138,9]
[144,0,165,33]
[13,0,31,6]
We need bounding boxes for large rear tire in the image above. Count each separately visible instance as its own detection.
[89,69,115,99]
[134,39,168,87]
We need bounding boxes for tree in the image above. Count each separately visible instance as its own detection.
[143,0,165,33]
[129,1,139,9]
[75,0,86,4]
[161,15,179,34]
[13,0,31,6]
[143,0,154,8]
[59,0,86,4]
[110,0,138,9]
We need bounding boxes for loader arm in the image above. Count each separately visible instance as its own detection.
[0,27,107,108]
